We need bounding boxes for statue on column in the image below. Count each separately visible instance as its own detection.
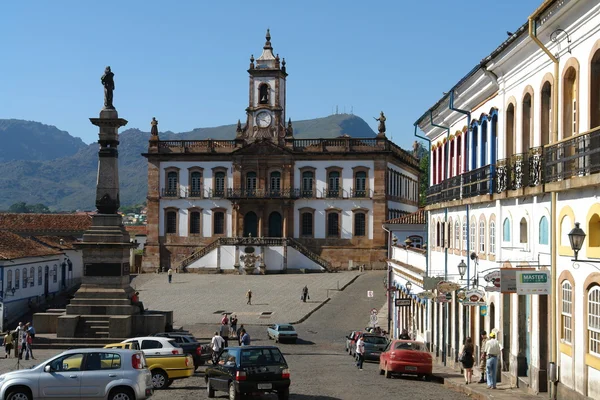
[374,111,386,136]
[101,66,115,109]
[150,117,159,137]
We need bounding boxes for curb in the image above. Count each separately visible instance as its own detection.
[339,273,362,291]
[290,298,331,325]
[440,378,491,400]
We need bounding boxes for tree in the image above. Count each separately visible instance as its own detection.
[7,202,51,213]
[419,151,429,208]
[29,203,51,213]
[8,202,28,213]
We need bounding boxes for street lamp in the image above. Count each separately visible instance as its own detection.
[457,259,467,279]
[568,222,600,265]
[405,280,412,295]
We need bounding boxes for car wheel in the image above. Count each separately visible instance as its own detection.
[385,367,392,379]
[152,369,169,389]
[166,379,174,387]
[425,374,432,381]
[7,390,32,400]
[108,388,135,400]
[229,382,240,400]
[278,387,290,400]
[207,378,215,398]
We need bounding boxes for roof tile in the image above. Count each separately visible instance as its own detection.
[384,209,425,225]
[0,231,63,260]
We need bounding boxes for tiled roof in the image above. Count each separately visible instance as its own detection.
[125,225,147,236]
[32,235,79,250]
[0,231,63,260]
[0,213,92,234]
[384,209,426,225]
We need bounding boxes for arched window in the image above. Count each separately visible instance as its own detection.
[259,83,270,104]
[503,218,511,242]
[520,217,528,244]
[470,219,476,252]
[588,286,600,355]
[448,219,453,249]
[561,281,573,344]
[22,268,27,289]
[30,267,35,286]
[189,210,201,235]
[15,269,20,290]
[471,124,479,169]
[506,103,515,158]
[246,172,257,193]
[38,266,42,286]
[490,221,496,254]
[436,221,441,247]
[327,211,340,238]
[563,64,578,139]
[490,114,498,165]
[480,119,488,166]
[190,171,202,197]
[479,220,485,253]
[213,211,225,235]
[354,212,366,237]
[165,210,177,234]
[167,171,178,192]
[270,171,281,195]
[589,213,600,250]
[539,216,549,245]
[53,265,58,283]
[302,171,314,197]
[522,92,532,152]
[214,171,226,197]
[354,171,367,197]
[301,212,313,237]
[7,270,12,290]
[462,220,467,250]
[455,220,460,250]
[541,81,552,146]
[327,171,341,198]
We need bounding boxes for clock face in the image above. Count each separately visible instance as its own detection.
[256,111,272,128]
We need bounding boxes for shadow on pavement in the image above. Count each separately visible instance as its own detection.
[291,395,344,400]
[292,338,315,345]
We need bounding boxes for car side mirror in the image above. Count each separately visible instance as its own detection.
[44,365,52,373]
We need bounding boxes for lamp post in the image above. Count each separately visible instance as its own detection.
[568,222,600,265]
[458,259,467,280]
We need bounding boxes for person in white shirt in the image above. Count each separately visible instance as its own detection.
[484,332,501,389]
[211,332,225,365]
[355,334,365,370]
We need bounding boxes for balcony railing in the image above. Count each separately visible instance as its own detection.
[225,188,300,199]
[350,188,372,198]
[545,127,600,183]
[463,165,494,197]
[161,188,179,198]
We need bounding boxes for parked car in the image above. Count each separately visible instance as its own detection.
[122,337,183,357]
[153,332,211,369]
[345,331,360,353]
[144,354,194,389]
[378,340,433,380]
[267,324,298,343]
[361,334,389,361]
[105,342,141,350]
[347,331,362,357]
[205,346,290,400]
[0,348,153,400]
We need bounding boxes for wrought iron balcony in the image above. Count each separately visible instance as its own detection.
[326,189,342,198]
[299,189,314,198]
[350,188,372,198]
[463,165,494,197]
[496,147,544,192]
[545,127,600,183]
[225,188,300,199]
[161,188,180,198]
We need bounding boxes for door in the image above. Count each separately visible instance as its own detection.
[210,349,232,391]
[268,212,282,237]
[61,264,66,289]
[44,266,49,297]
[243,212,258,237]
[80,352,123,398]
[40,352,84,397]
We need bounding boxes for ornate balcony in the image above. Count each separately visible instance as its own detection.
[225,188,300,199]
[462,165,494,197]
[161,188,179,198]
[545,127,600,183]
[350,188,373,198]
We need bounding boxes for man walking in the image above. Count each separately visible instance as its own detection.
[246,289,252,305]
[301,286,309,302]
[240,329,251,346]
[478,331,488,383]
[211,331,225,365]
[355,334,365,370]
[25,323,35,360]
[230,315,238,337]
[167,267,173,283]
[3,331,13,358]
[484,331,501,389]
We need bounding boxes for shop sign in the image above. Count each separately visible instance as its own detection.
[516,271,550,295]
[462,289,485,306]
[436,294,449,303]
[480,305,488,316]
[424,276,444,290]
[416,291,436,300]
[437,281,461,293]
[500,268,534,293]
[395,298,412,307]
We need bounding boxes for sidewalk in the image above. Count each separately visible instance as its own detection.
[432,363,547,400]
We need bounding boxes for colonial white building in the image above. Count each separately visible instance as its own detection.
[142,31,420,273]
[389,1,600,398]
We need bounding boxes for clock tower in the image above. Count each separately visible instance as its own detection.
[238,29,289,144]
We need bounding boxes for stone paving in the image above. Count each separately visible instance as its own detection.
[132,271,361,336]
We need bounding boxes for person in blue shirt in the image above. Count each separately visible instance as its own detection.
[240,329,251,346]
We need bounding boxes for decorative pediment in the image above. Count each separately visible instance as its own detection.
[232,138,292,156]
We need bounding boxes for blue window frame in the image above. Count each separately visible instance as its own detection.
[503,218,511,242]
[539,216,549,245]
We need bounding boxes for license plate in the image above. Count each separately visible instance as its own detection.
[405,366,418,371]
[258,383,272,390]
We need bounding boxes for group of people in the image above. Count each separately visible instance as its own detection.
[211,313,250,364]
[459,330,501,389]
[2,322,36,360]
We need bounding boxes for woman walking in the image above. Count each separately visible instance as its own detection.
[460,337,475,384]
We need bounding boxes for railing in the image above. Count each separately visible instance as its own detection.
[325,189,342,198]
[350,188,372,198]
[161,188,179,198]
[226,188,300,199]
[545,127,600,183]
[463,165,494,197]
[178,236,331,272]
[158,140,238,153]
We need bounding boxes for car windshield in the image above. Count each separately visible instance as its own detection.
[240,348,286,366]
[278,325,294,331]
[394,341,426,351]
[363,336,387,345]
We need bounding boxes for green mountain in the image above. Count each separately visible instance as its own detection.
[0,114,377,211]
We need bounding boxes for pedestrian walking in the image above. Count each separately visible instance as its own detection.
[355,334,365,370]
[399,329,410,340]
[484,332,501,389]
[18,326,27,360]
[211,331,225,365]
[459,337,475,384]
[301,286,309,302]
[240,329,251,346]
[246,289,252,305]
[167,267,173,283]
[230,315,238,337]
[3,331,13,358]
[478,331,488,383]
[237,324,245,345]
[25,322,35,360]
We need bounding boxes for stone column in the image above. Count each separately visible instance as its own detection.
[258,207,264,237]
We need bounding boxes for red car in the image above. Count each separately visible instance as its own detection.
[378,340,432,380]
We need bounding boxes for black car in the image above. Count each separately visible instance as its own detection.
[153,332,211,369]
[205,346,290,400]
[360,334,389,361]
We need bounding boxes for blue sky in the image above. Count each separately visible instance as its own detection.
[0,1,538,149]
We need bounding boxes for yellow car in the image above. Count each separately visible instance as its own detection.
[105,342,141,350]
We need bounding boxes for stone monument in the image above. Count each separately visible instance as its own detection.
[52,67,168,338]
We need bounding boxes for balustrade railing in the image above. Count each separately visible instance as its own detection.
[545,127,600,183]
[226,188,300,199]
[161,188,179,198]
[158,139,238,153]
[350,188,372,198]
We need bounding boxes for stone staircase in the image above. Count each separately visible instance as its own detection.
[80,315,111,338]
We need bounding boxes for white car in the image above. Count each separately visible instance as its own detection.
[122,336,183,356]
[0,348,153,400]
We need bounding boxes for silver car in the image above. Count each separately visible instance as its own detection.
[0,348,153,400]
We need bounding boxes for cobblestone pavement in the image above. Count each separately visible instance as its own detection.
[131,272,361,336]
[0,272,470,400]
